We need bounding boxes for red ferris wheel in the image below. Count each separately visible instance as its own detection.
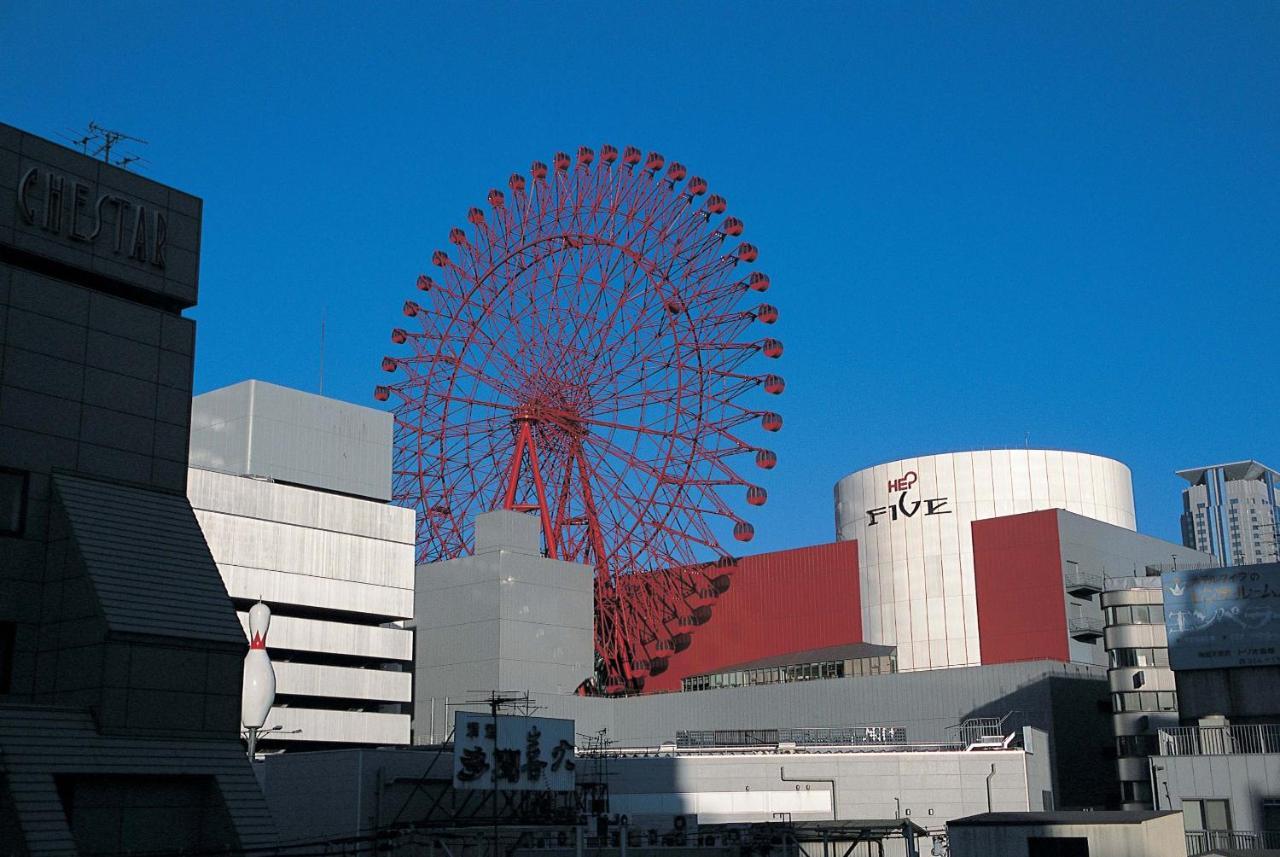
[376,145,782,693]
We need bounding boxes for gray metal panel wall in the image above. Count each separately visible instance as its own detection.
[190,380,393,502]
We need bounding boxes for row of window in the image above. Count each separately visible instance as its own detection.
[1116,733,1159,757]
[1112,690,1177,713]
[680,655,896,692]
[1104,605,1166,626]
[1108,647,1170,668]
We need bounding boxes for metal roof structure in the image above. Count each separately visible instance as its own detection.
[1176,459,1280,485]
[949,810,1180,826]
[713,642,897,673]
[52,471,245,645]
[701,818,930,852]
[0,706,276,854]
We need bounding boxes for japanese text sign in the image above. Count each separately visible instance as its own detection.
[452,712,576,792]
[1165,564,1280,671]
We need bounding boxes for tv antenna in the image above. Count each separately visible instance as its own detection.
[63,121,150,171]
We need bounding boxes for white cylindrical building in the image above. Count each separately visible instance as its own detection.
[834,449,1136,672]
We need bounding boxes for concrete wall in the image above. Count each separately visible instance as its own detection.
[190,379,393,502]
[605,743,1048,826]
[189,466,415,746]
[414,510,594,718]
[256,739,1047,856]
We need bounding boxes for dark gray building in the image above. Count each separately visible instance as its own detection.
[0,123,274,853]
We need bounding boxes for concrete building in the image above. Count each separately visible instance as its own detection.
[413,519,1123,815]
[834,450,1136,671]
[642,493,1203,695]
[189,380,416,747]
[947,811,1185,857]
[1101,576,1177,811]
[0,123,274,852]
[1179,460,1279,566]
[256,730,1049,856]
[1147,561,1280,854]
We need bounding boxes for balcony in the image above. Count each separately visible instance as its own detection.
[1065,566,1104,597]
[1159,724,1280,756]
[1186,829,1280,855]
[1068,615,1104,641]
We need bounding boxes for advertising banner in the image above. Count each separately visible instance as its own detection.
[452,711,576,792]
[1165,564,1280,670]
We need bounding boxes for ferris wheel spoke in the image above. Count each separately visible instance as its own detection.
[385,144,777,688]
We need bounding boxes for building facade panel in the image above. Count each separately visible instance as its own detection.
[262,707,409,746]
[187,466,411,544]
[239,613,412,662]
[641,542,861,692]
[972,510,1069,664]
[193,510,413,589]
[835,450,1136,671]
[272,661,411,703]
[219,563,413,619]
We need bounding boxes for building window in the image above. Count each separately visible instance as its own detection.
[1116,734,1158,757]
[1111,691,1177,713]
[0,469,29,537]
[1105,605,1165,626]
[1109,648,1169,668]
[1121,780,1153,803]
[1183,799,1232,833]
[0,621,15,694]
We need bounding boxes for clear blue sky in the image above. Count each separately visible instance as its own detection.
[4,2,1277,552]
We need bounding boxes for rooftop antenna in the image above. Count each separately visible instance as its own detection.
[56,128,94,154]
[84,121,149,170]
[319,306,326,396]
[461,691,540,857]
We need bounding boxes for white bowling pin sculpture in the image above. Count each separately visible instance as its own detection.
[241,601,276,758]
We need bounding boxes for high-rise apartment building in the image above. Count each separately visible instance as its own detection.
[1178,460,1280,566]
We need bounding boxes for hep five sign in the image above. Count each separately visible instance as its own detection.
[867,470,952,526]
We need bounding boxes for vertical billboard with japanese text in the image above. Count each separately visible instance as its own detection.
[452,711,576,792]
[1165,563,1280,670]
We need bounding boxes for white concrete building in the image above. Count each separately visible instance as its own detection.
[834,450,1136,671]
[189,381,416,747]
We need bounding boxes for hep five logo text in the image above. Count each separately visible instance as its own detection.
[867,471,952,526]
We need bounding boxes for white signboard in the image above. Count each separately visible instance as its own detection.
[452,712,576,792]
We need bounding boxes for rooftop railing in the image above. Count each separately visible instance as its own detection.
[1065,566,1104,595]
[1068,615,1104,639]
[1186,829,1280,855]
[1159,724,1280,756]
[1103,576,1164,591]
